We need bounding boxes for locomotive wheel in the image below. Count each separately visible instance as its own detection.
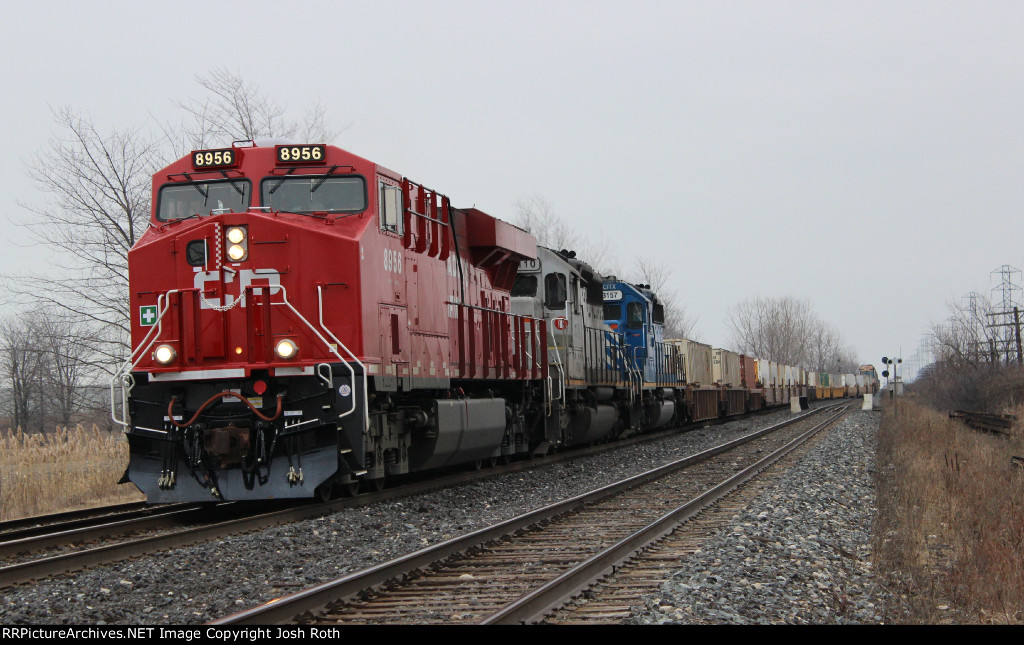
[368,477,385,493]
[488,456,498,468]
[472,459,483,471]
[340,481,360,497]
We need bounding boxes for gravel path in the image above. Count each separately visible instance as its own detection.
[0,405,869,625]
[627,409,893,624]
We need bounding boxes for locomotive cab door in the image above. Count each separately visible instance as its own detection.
[379,304,409,391]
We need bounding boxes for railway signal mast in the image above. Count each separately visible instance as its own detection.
[881,355,901,416]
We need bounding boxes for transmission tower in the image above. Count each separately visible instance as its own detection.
[988,265,1023,362]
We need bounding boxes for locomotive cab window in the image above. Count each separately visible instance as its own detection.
[379,182,403,234]
[627,302,645,329]
[260,176,366,215]
[603,303,621,321]
[512,274,537,297]
[544,273,567,310]
[185,240,208,267]
[653,303,665,325]
[157,180,252,221]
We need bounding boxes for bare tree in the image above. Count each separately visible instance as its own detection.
[728,296,818,365]
[36,309,96,428]
[513,195,618,274]
[0,312,49,431]
[166,67,339,149]
[930,294,1002,369]
[8,107,161,368]
[631,256,698,339]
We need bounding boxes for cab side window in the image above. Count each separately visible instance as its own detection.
[544,273,567,309]
[627,302,644,329]
[379,182,403,234]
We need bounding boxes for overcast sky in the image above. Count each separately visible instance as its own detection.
[2,1,1022,378]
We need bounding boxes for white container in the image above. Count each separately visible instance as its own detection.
[666,338,713,385]
[712,348,741,387]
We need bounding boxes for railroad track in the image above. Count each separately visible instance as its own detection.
[544,413,840,624]
[948,409,1016,434]
[0,501,151,538]
[0,405,801,589]
[213,402,851,625]
[0,502,199,547]
[0,500,294,587]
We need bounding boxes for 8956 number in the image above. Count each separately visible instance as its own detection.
[192,149,235,168]
[277,144,325,163]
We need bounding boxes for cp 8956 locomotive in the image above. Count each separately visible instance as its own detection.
[114,142,554,502]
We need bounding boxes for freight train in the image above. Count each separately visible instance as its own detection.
[112,142,875,504]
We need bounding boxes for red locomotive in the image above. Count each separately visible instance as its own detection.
[113,142,547,502]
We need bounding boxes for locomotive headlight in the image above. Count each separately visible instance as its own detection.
[227,244,247,261]
[226,227,246,244]
[225,226,248,261]
[154,344,176,364]
[275,339,298,360]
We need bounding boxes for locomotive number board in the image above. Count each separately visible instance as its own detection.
[192,148,238,169]
[276,144,326,164]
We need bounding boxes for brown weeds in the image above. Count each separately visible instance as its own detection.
[0,425,144,521]
[874,398,1024,623]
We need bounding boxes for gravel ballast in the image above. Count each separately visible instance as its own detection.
[1,405,884,625]
[628,409,892,624]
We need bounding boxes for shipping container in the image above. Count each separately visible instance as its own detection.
[739,355,758,390]
[757,359,774,404]
[712,348,741,387]
[665,339,713,386]
[756,359,771,387]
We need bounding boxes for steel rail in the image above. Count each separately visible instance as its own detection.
[0,501,310,587]
[211,403,845,625]
[0,503,198,546]
[480,403,852,624]
[0,502,151,535]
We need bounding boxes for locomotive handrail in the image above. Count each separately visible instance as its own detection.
[316,285,369,432]
[629,345,646,397]
[546,324,565,415]
[110,290,180,429]
[316,363,333,390]
[268,283,361,425]
[611,342,638,406]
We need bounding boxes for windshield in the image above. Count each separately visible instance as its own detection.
[260,176,366,214]
[157,180,251,221]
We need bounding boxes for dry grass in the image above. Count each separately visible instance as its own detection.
[0,425,144,521]
[874,397,1024,623]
